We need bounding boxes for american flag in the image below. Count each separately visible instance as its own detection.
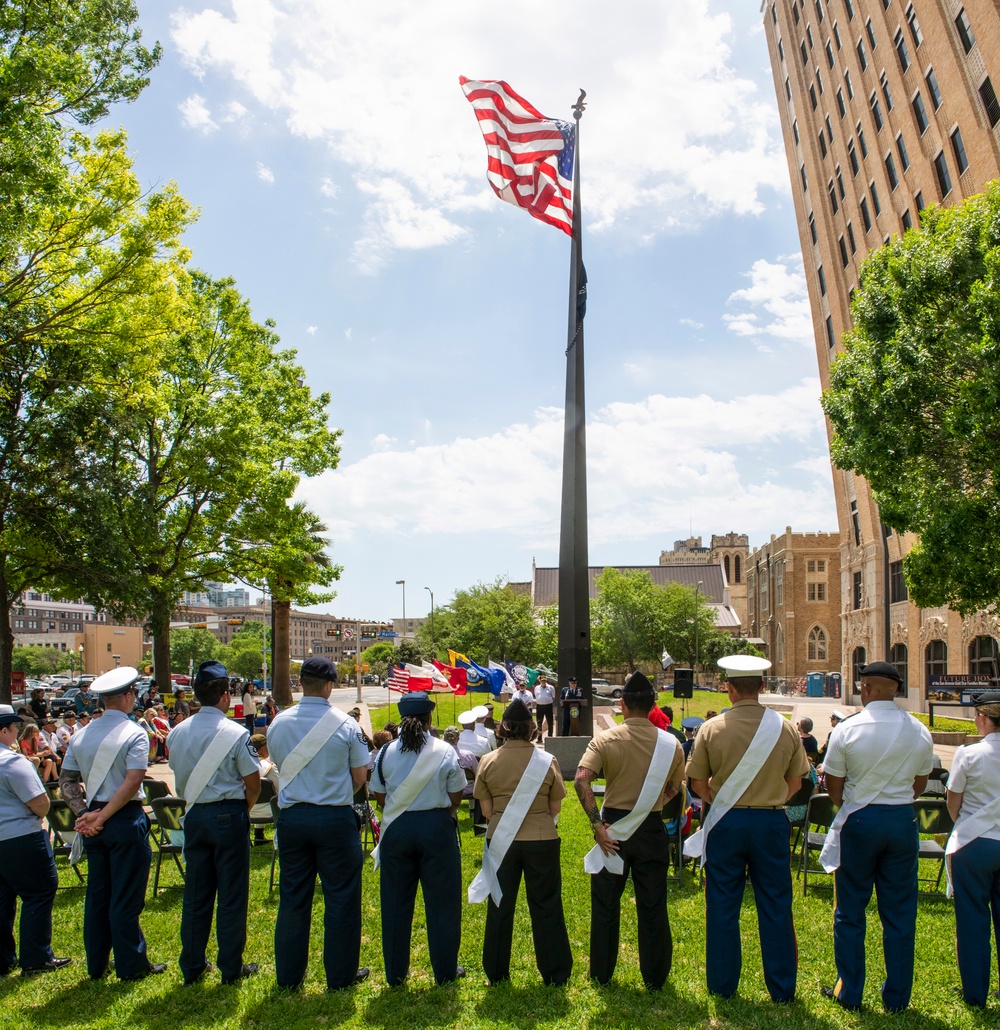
[387,664,410,693]
[460,76,575,236]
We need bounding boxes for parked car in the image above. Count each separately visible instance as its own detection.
[50,688,83,717]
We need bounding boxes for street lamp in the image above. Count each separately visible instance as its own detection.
[77,642,84,679]
[395,580,406,638]
[694,581,703,686]
[425,587,434,655]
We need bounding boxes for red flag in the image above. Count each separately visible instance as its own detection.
[432,659,467,695]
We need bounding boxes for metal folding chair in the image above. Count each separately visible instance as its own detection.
[913,797,954,895]
[47,799,85,886]
[799,792,838,894]
[149,796,186,896]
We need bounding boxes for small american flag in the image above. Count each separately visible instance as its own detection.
[460,76,575,236]
[387,664,410,693]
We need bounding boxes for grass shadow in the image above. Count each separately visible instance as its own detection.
[586,981,709,1030]
[363,980,462,1029]
[122,979,246,1030]
[25,975,144,1026]
[240,983,359,1026]
[473,981,571,1027]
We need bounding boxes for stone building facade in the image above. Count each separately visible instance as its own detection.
[659,532,749,625]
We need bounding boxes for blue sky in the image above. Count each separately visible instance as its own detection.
[117,0,838,621]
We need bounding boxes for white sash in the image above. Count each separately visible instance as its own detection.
[684,707,784,865]
[371,738,450,869]
[584,728,674,876]
[277,706,350,791]
[181,720,247,806]
[945,794,1000,897]
[468,748,553,905]
[819,712,921,872]
[70,721,137,864]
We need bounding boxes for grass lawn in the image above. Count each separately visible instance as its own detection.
[0,692,984,1029]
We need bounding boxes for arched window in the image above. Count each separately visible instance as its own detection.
[852,647,867,691]
[734,555,741,583]
[724,554,731,582]
[969,636,999,680]
[808,626,827,661]
[776,624,785,664]
[890,642,908,696]
[925,640,947,693]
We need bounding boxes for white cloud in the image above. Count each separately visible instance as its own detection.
[171,1,788,270]
[256,162,275,184]
[724,257,813,348]
[221,100,248,122]
[297,380,834,547]
[679,317,705,329]
[344,328,352,340]
[179,93,217,133]
[320,176,339,199]
[305,325,318,335]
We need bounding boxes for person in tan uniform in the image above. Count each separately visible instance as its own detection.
[472,699,572,986]
[575,672,684,990]
[686,655,809,1003]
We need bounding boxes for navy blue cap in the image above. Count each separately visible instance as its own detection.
[398,691,435,716]
[194,660,228,685]
[859,661,902,685]
[300,656,338,681]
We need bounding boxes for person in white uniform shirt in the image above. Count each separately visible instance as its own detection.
[946,690,1000,1008]
[533,674,556,739]
[820,661,933,1014]
[457,709,491,757]
[513,683,535,711]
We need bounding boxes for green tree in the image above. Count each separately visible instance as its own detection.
[360,641,397,681]
[219,621,270,682]
[822,184,1000,614]
[444,579,538,663]
[11,645,72,677]
[169,627,222,674]
[533,605,559,669]
[395,638,425,667]
[415,606,454,663]
[69,270,340,692]
[699,632,764,669]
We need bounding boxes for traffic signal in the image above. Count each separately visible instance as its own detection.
[227,618,245,626]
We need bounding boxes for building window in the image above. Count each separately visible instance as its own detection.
[870,180,881,214]
[980,77,1000,128]
[853,570,863,608]
[901,208,912,230]
[826,114,834,142]
[952,128,969,174]
[819,131,828,158]
[793,2,800,24]
[955,9,976,53]
[816,67,825,94]
[861,196,872,231]
[845,69,854,99]
[845,0,854,19]
[896,133,910,169]
[786,77,792,101]
[834,22,842,49]
[925,640,947,692]
[850,498,861,543]
[760,570,769,611]
[826,40,835,67]
[837,87,846,117]
[829,181,839,213]
[871,94,884,130]
[891,642,909,696]
[801,164,809,191]
[866,19,877,49]
[776,563,784,606]
[810,84,818,110]
[724,554,731,582]
[837,166,846,197]
[926,68,943,110]
[793,119,800,143]
[912,91,929,133]
[839,235,850,267]
[853,646,867,690]
[734,555,741,583]
[890,560,908,602]
[818,264,827,295]
[847,221,857,252]
[915,189,925,212]
[807,24,815,48]
[881,72,894,111]
[809,211,818,243]
[826,314,836,348]
[934,151,952,197]
[816,0,824,22]
[848,137,859,174]
[808,626,828,661]
[857,126,868,157]
[808,582,828,601]
[906,6,922,46]
[969,636,999,680]
[857,37,869,71]
[776,624,785,664]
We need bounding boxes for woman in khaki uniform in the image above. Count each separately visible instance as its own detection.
[473,699,572,985]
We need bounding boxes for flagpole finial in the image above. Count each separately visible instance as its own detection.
[573,89,587,121]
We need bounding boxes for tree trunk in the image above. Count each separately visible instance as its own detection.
[149,595,173,693]
[272,597,292,707]
[0,569,13,705]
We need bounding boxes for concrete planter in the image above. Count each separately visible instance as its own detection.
[930,731,968,745]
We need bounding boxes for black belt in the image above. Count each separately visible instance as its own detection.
[732,805,784,810]
[89,799,143,812]
[191,798,246,807]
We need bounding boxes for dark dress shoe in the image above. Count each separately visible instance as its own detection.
[222,962,258,985]
[121,963,167,981]
[820,985,861,1011]
[184,961,215,985]
[22,957,72,976]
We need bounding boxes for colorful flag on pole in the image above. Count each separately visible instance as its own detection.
[387,664,410,693]
[448,649,497,694]
[433,659,468,695]
[459,76,575,236]
[489,660,516,692]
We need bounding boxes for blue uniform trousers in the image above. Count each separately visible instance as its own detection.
[704,808,797,1002]
[82,801,152,980]
[833,803,918,1011]
[379,808,461,986]
[951,836,1000,1007]
[0,830,58,970]
[590,809,672,990]
[180,800,250,983]
[274,804,363,990]
[482,837,572,986]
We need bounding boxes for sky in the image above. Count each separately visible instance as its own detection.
[115,0,838,622]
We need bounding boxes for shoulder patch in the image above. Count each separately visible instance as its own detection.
[356,730,369,747]
[245,739,259,759]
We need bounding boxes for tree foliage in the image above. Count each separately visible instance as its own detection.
[359,641,396,681]
[11,644,73,677]
[218,621,270,682]
[823,183,1000,614]
[169,627,222,674]
[437,579,538,663]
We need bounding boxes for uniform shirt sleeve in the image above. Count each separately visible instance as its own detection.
[233,732,262,778]
[61,736,81,773]
[125,726,151,770]
[577,736,605,775]
[347,725,371,769]
[916,724,935,776]
[665,741,684,789]
[444,748,467,794]
[9,755,46,802]
[784,723,812,777]
[685,733,711,781]
[820,724,847,778]
[548,758,566,801]
[472,752,494,801]
[948,745,969,794]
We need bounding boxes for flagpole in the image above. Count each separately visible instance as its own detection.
[557,88,593,735]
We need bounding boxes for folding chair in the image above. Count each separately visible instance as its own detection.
[920,766,949,798]
[799,792,838,894]
[913,797,954,895]
[250,779,277,845]
[269,796,281,894]
[662,788,688,887]
[353,782,379,853]
[47,799,85,886]
[784,777,816,858]
[143,778,170,829]
[149,796,186,896]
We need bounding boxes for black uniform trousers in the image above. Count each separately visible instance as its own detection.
[952,836,1000,1008]
[180,799,250,983]
[275,803,363,990]
[379,808,461,986]
[82,801,152,980]
[535,704,554,736]
[482,837,572,985]
[590,808,671,990]
[0,829,58,970]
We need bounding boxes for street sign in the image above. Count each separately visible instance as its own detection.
[379,631,398,638]
[344,628,355,640]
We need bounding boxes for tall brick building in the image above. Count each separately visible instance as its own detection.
[761,0,1000,706]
